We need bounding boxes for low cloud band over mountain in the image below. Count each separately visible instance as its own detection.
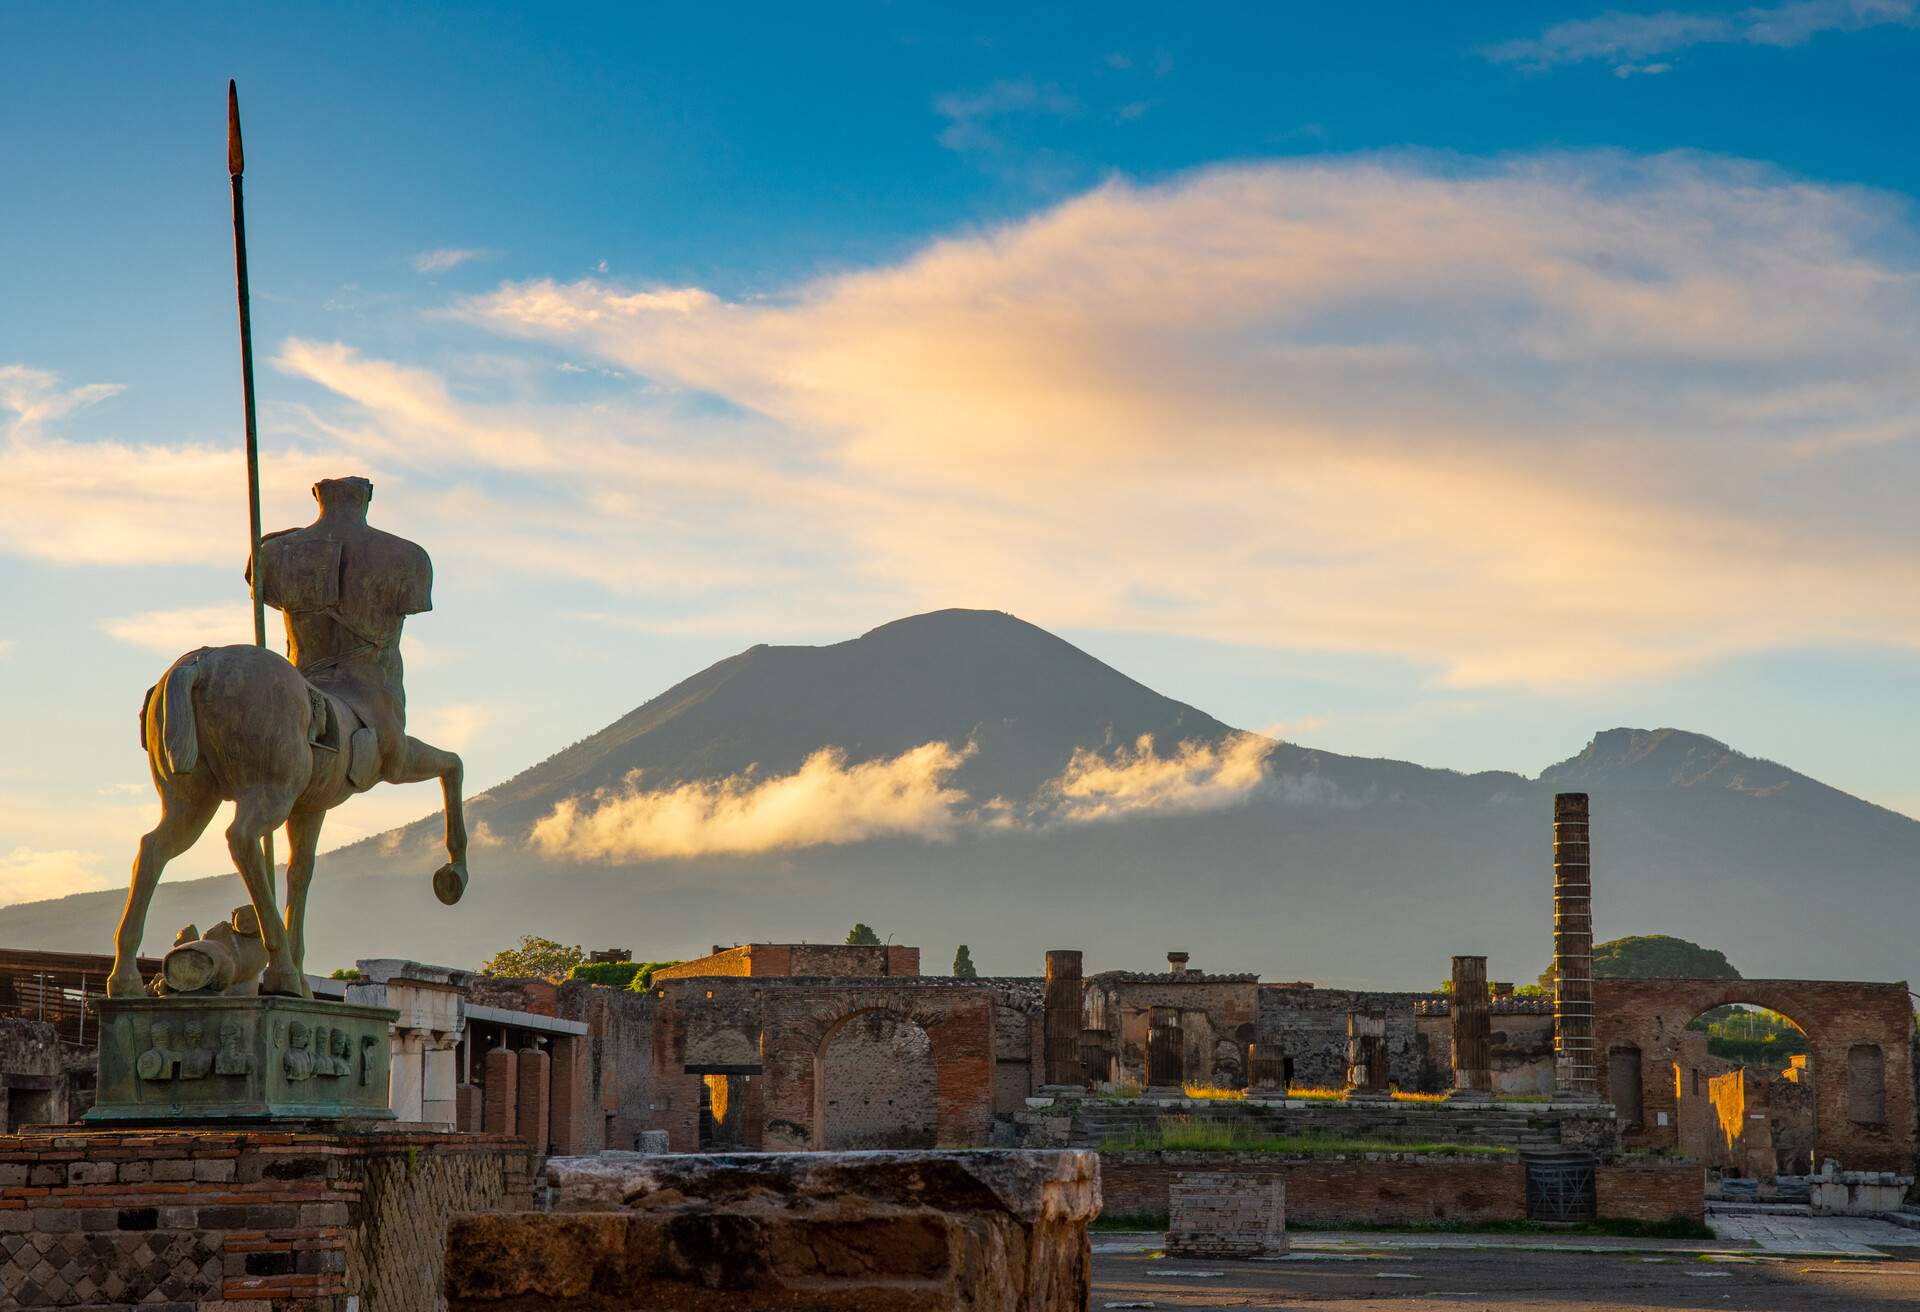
[5,610,1911,989]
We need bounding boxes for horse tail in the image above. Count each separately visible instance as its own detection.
[157,656,204,775]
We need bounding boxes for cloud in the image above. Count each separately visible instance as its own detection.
[0,846,112,906]
[103,604,258,653]
[0,364,342,567]
[0,639,12,659]
[1044,733,1276,822]
[1485,0,1915,70]
[409,702,494,751]
[413,247,492,274]
[456,152,1920,688]
[933,78,1077,153]
[530,742,972,861]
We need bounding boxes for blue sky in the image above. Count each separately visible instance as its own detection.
[4,1,1920,904]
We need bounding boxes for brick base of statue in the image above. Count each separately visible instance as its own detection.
[445,1149,1101,1311]
[86,995,398,1123]
[0,1127,533,1310]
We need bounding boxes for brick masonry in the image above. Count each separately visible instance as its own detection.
[1166,1171,1287,1258]
[1595,977,1916,1174]
[0,1128,532,1311]
[1101,1151,1705,1227]
[1101,1151,1528,1225]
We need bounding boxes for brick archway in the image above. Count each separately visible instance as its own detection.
[761,986,995,1152]
[1595,978,1914,1174]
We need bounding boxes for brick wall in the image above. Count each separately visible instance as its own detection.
[0,1128,532,1310]
[1595,977,1915,1173]
[1594,1161,1706,1223]
[1100,1151,1527,1224]
[820,1010,938,1149]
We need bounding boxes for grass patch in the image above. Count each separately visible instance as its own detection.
[1391,1089,1448,1104]
[1287,1086,1347,1101]
[1494,1093,1552,1104]
[1182,1082,1246,1101]
[1099,1116,1513,1157]
[1092,1080,1145,1101]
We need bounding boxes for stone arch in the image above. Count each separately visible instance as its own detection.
[812,1007,938,1150]
[1593,978,1914,1174]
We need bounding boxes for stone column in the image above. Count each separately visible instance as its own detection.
[518,1045,552,1152]
[390,1029,427,1122]
[483,1045,518,1136]
[1553,792,1599,1100]
[1043,950,1085,1089]
[1344,1011,1389,1098]
[1449,955,1493,1100]
[421,1034,459,1127]
[1146,1007,1184,1092]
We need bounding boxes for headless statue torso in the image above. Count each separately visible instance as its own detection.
[248,477,432,786]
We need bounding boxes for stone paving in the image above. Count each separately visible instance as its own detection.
[1707,1208,1916,1255]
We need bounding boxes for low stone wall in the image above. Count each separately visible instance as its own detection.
[445,1149,1100,1311]
[1101,1151,1527,1225]
[1594,1160,1707,1223]
[0,1128,533,1310]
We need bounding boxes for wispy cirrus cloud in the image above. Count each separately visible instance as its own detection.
[412,247,493,274]
[530,742,973,861]
[1485,0,1916,72]
[933,78,1077,153]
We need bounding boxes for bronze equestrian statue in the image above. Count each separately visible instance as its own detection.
[107,476,468,998]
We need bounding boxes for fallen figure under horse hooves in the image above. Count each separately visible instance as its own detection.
[107,476,469,999]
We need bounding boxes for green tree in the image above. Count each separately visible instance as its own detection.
[953,945,978,979]
[845,923,881,946]
[327,967,362,981]
[1537,934,1740,989]
[480,935,584,981]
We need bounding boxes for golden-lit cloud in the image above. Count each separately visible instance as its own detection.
[1044,732,1276,822]
[0,846,113,905]
[103,605,258,654]
[458,152,1920,687]
[408,702,494,751]
[530,742,972,861]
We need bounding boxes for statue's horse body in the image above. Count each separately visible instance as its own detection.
[107,477,467,998]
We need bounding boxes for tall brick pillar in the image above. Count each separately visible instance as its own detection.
[549,1034,590,1156]
[1043,949,1085,1089]
[518,1045,552,1152]
[1146,1007,1184,1091]
[483,1045,519,1136]
[1553,791,1598,1100]
[1449,955,1493,1099]
[1344,1011,1389,1099]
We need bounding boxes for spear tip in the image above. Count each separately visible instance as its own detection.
[227,80,244,177]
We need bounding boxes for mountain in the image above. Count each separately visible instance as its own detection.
[3,611,1913,988]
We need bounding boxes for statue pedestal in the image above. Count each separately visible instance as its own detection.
[86,995,398,1124]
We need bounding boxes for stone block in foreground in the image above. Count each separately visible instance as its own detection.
[1167,1170,1288,1259]
[445,1148,1101,1311]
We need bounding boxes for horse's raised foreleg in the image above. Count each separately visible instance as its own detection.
[108,785,220,997]
[283,809,325,987]
[227,788,305,997]
[393,735,468,905]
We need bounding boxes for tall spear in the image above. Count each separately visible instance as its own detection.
[228,81,275,875]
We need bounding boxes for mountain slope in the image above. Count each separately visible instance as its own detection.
[2,614,1912,988]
